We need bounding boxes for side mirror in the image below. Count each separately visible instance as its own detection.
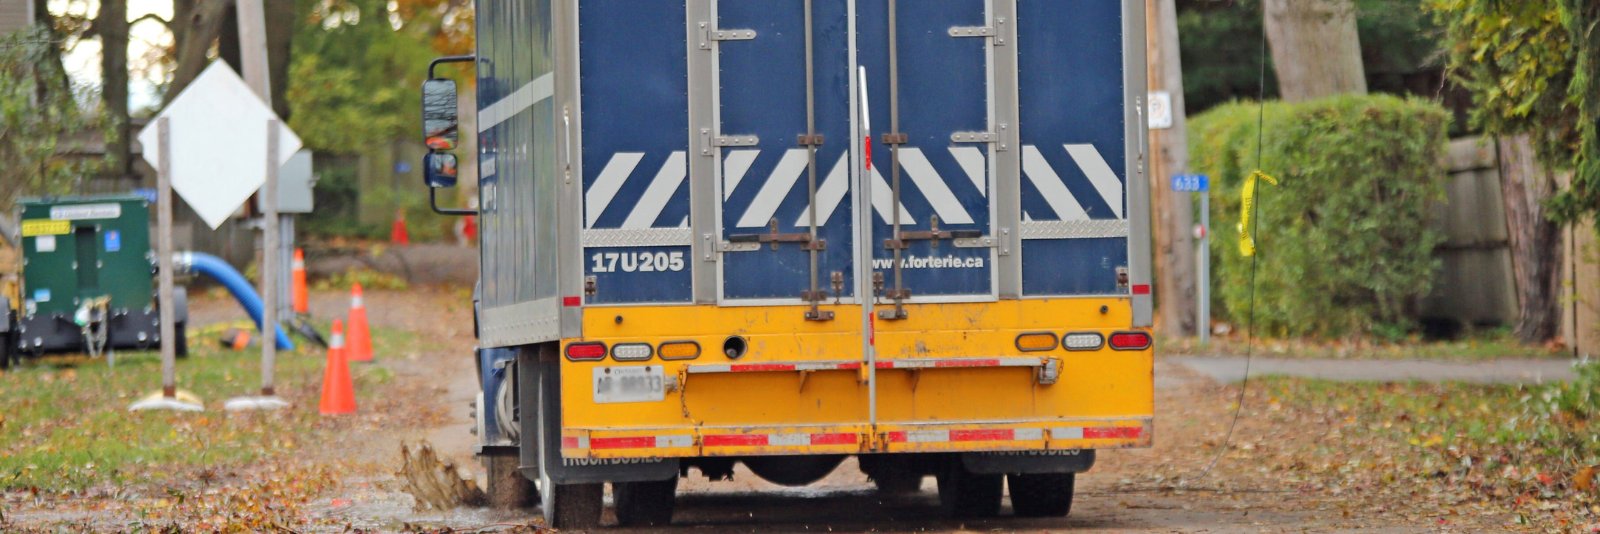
[421,79,459,151]
[424,152,459,188]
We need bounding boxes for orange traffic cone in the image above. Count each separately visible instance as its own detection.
[347,283,373,362]
[292,248,309,315]
[390,209,410,245]
[319,319,356,415]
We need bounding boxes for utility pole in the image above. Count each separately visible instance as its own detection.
[1147,0,1198,336]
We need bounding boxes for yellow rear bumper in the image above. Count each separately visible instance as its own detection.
[560,299,1153,458]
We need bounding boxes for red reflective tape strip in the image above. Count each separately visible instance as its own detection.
[949,429,1015,442]
[934,358,1001,368]
[562,296,582,307]
[834,362,861,371]
[729,363,796,373]
[1083,426,1143,439]
[703,434,768,447]
[809,432,857,445]
[588,436,656,449]
[1132,284,1152,295]
[874,361,894,369]
[562,437,580,448]
[885,431,908,443]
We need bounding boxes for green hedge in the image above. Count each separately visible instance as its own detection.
[1189,94,1450,338]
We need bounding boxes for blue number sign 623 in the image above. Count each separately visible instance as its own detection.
[1171,174,1210,193]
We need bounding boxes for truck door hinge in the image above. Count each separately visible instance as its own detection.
[951,123,1010,151]
[699,128,759,156]
[948,17,1007,46]
[698,22,756,50]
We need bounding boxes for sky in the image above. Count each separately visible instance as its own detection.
[54,0,175,112]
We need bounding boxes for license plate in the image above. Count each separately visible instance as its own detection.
[593,366,666,404]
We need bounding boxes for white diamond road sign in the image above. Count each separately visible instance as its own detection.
[137,61,302,229]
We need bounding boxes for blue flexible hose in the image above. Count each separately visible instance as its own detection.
[174,251,294,350]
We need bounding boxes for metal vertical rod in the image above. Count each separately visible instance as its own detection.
[260,120,279,396]
[886,0,905,317]
[156,117,176,398]
[278,216,294,322]
[1198,193,1211,345]
[803,0,822,316]
[856,65,879,447]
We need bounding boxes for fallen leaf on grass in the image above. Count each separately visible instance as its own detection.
[1575,466,1598,493]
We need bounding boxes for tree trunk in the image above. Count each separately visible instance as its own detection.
[98,0,131,179]
[1263,0,1367,102]
[1498,135,1562,343]
[167,0,233,104]
[1148,0,1197,336]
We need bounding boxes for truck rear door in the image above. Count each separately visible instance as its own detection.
[859,0,997,305]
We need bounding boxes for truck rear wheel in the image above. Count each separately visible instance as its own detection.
[937,466,1003,518]
[613,478,677,526]
[485,455,537,510]
[540,481,602,529]
[1007,473,1075,517]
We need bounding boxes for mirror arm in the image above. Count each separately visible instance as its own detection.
[429,55,477,80]
[430,187,477,216]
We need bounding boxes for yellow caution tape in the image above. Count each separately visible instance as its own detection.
[1238,170,1278,257]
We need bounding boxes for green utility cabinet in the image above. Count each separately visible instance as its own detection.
[2,195,186,367]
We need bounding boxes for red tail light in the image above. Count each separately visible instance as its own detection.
[1108,331,1151,351]
[565,342,608,361]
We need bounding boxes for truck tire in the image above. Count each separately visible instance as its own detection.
[1007,473,1074,517]
[485,455,537,510]
[174,321,189,358]
[937,466,1003,518]
[0,333,13,370]
[541,482,602,529]
[613,478,677,527]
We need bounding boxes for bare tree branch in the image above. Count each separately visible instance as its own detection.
[129,13,172,30]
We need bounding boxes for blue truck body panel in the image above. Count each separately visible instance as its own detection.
[468,0,1145,335]
[1016,0,1128,296]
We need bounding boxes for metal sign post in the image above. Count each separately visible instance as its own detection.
[226,120,291,411]
[1172,174,1211,345]
[129,118,202,411]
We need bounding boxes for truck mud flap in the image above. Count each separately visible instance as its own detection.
[961,449,1095,475]
[518,346,679,484]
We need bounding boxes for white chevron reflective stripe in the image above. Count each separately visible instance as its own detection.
[722,149,760,200]
[478,73,554,133]
[1065,144,1124,218]
[622,151,687,229]
[794,155,850,227]
[898,148,974,224]
[949,146,987,196]
[586,152,645,228]
[736,149,810,228]
[870,167,917,225]
[1022,145,1090,221]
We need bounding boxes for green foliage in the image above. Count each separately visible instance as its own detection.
[1428,0,1600,225]
[1190,94,1450,338]
[284,55,405,154]
[0,26,109,212]
[289,0,440,155]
